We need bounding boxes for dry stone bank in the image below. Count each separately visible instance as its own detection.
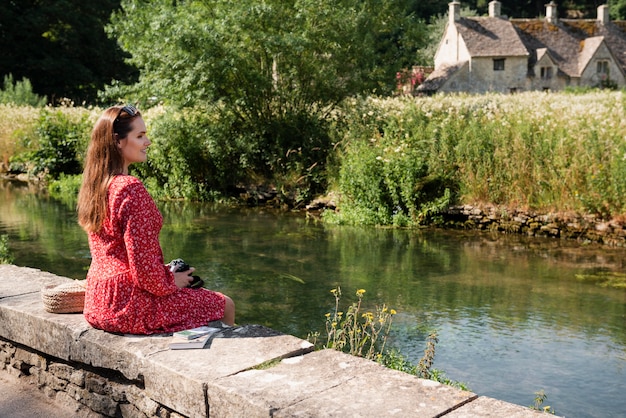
[0,264,555,417]
[442,205,626,247]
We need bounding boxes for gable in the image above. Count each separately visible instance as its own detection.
[513,19,626,78]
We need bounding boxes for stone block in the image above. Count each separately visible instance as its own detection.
[143,325,313,418]
[0,291,90,361]
[209,349,476,417]
[445,396,546,417]
[49,362,75,381]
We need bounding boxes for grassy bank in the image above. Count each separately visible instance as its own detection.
[329,91,626,225]
[2,91,625,226]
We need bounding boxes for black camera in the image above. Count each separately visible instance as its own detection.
[169,258,204,289]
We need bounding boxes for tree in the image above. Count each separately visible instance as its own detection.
[610,0,626,19]
[104,0,426,197]
[107,0,424,109]
[0,0,136,104]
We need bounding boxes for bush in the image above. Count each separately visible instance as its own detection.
[0,235,14,264]
[327,97,456,226]
[132,107,248,200]
[0,75,47,107]
[134,105,330,205]
[13,107,92,179]
[328,91,626,224]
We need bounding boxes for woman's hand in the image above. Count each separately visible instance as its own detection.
[173,268,195,289]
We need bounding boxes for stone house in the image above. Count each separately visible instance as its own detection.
[418,1,626,94]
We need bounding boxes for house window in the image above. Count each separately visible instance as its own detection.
[540,66,553,79]
[597,60,609,75]
[493,59,505,71]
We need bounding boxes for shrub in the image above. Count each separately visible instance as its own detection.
[0,75,47,107]
[328,91,626,224]
[12,107,92,179]
[132,106,247,200]
[327,97,456,226]
[0,235,14,264]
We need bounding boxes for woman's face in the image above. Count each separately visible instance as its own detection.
[118,117,150,173]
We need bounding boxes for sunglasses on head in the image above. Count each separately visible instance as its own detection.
[114,104,139,124]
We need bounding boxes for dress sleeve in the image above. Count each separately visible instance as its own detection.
[116,180,179,297]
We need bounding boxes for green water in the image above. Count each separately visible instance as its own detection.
[1,179,625,417]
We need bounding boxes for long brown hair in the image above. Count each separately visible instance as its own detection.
[77,105,141,233]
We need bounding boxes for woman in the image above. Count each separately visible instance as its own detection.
[77,105,235,334]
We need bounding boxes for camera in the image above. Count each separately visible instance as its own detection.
[169,258,204,289]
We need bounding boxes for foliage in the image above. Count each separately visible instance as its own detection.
[529,390,556,414]
[326,97,456,227]
[0,75,47,107]
[327,91,626,225]
[131,107,244,201]
[0,104,40,167]
[0,234,14,264]
[12,108,92,179]
[611,0,626,19]
[310,286,469,389]
[104,0,426,200]
[0,0,136,104]
[319,287,396,360]
[48,173,83,207]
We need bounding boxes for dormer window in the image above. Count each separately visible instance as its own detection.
[493,59,505,71]
[540,67,553,79]
[597,60,609,75]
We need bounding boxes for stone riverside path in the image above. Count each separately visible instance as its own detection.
[0,264,556,417]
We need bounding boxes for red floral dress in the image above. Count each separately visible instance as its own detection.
[83,175,225,335]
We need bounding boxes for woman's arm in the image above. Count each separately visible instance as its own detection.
[117,180,180,296]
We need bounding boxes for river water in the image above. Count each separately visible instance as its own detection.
[1,179,625,417]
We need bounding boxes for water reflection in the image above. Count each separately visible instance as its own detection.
[1,179,625,418]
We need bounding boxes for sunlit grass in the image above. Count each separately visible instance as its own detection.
[334,91,626,224]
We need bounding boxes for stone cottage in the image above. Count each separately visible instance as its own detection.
[418,1,626,94]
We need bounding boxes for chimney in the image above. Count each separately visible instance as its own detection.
[449,2,461,25]
[489,1,502,18]
[546,1,558,24]
[598,5,610,24]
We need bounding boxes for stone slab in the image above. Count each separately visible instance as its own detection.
[144,325,314,417]
[0,291,90,361]
[446,396,549,417]
[209,349,477,417]
[0,264,71,297]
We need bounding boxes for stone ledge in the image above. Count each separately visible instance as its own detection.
[0,264,552,417]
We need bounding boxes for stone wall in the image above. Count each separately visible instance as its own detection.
[442,205,626,247]
[0,264,554,418]
[1,338,172,417]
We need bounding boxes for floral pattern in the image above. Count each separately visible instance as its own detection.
[83,175,225,334]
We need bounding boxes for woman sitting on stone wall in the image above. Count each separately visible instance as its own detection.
[77,105,235,334]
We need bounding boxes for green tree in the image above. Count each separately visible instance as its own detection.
[105,0,426,200]
[107,0,424,108]
[610,0,626,19]
[0,0,136,104]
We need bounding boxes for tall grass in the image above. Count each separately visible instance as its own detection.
[0,104,40,169]
[3,92,626,223]
[329,91,626,225]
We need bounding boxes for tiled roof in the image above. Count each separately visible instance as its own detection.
[512,19,626,77]
[511,20,582,77]
[457,17,529,57]
[579,36,604,74]
[417,62,466,93]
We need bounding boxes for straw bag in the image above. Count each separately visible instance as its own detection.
[42,281,86,314]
